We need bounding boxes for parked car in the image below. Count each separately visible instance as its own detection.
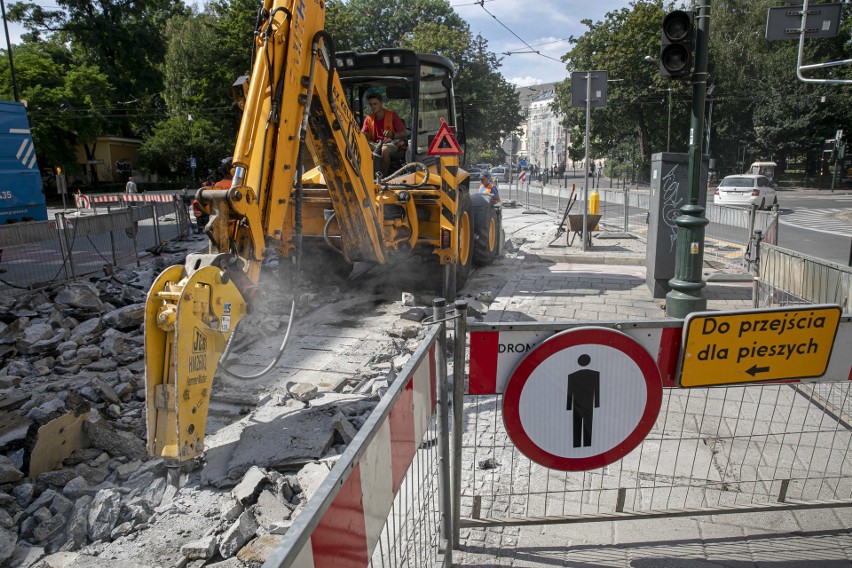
[714,174,777,208]
[475,163,492,172]
[489,166,511,183]
[466,166,482,180]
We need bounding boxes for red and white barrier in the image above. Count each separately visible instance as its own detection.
[470,323,681,393]
[73,193,91,209]
[284,344,438,567]
[73,193,182,209]
[518,171,527,184]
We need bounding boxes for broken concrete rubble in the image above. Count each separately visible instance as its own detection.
[0,232,500,565]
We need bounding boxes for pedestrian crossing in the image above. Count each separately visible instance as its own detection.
[780,208,852,236]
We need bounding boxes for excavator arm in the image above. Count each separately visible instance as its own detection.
[145,0,389,461]
[145,1,471,462]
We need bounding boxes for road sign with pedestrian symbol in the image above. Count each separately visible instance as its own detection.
[502,327,663,471]
[679,305,842,387]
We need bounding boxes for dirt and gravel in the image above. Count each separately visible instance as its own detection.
[0,205,557,567]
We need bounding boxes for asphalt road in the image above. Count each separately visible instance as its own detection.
[774,190,852,266]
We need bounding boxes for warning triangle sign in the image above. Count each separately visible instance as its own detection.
[427,118,463,156]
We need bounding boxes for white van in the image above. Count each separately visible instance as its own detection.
[747,161,777,185]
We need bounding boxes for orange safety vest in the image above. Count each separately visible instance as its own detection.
[363,110,398,143]
[479,182,495,195]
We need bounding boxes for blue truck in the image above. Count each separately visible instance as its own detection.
[0,100,47,223]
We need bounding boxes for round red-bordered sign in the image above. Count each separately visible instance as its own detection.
[502,327,662,471]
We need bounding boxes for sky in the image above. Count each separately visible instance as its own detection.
[3,0,636,87]
[453,0,635,86]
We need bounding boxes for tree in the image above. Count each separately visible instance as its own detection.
[0,41,113,175]
[326,0,467,53]
[9,0,189,136]
[326,0,521,156]
[142,12,242,181]
[553,1,668,172]
[140,114,231,183]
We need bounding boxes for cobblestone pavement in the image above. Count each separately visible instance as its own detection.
[453,234,852,567]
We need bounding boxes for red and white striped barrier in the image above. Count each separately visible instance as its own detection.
[469,318,852,394]
[277,340,439,567]
[518,171,527,184]
[73,193,182,209]
[73,193,91,209]
[470,321,682,392]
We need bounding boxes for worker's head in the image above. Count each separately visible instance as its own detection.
[480,172,490,182]
[219,157,233,179]
[366,91,385,112]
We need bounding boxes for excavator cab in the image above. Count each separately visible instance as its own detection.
[335,49,466,172]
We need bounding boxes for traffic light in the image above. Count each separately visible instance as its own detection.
[660,10,695,79]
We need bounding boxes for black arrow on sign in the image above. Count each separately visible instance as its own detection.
[746,364,770,377]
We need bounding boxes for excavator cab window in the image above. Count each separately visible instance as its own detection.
[417,65,453,156]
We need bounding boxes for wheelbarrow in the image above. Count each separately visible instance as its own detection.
[566,214,601,247]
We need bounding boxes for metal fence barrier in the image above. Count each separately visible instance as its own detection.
[756,242,852,314]
[0,199,190,290]
[265,303,452,568]
[504,180,776,265]
[457,315,852,536]
[704,204,779,265]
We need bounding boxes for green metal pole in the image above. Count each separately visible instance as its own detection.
[666,0,711,318]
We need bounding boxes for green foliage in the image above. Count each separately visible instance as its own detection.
[326,0,521,157]
[139,114,231,184]
[556,0,851,180]
[0,41,113,170]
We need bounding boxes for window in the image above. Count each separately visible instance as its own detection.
[417,65,451,154]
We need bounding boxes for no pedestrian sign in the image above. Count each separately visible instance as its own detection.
[502,327,662,471]
[679,305,842,387]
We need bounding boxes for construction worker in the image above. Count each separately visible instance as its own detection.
[361,90,409,176]
[214,157,233,189]
[478,172,500,202]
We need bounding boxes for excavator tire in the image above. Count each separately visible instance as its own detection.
[441,190,474,301]
[471,193,501,266]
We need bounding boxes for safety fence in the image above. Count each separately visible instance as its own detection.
[704,203,779,265]
[73,190,191,211]
[0,199,190,290]
[460,312,852,536]
[266,305,452,568]
[755,242,852,314]
[506,180,777,265]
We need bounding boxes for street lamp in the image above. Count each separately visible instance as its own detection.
[1,0,20,102]
[648,85,673,152]
[188,114,195,187]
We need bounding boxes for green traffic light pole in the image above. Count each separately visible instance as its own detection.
[665,0,711,319]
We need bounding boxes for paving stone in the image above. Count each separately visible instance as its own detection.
[87,489,121,542]
[232,466,268,506]
[332,412,358,444]
[0,526,17,563]
[218,510,258,559]
[180,535,218,560]
[236,534,284,565]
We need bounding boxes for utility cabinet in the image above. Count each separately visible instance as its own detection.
[645,152,710,298]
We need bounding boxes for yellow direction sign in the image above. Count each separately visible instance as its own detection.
[679,305,842,387]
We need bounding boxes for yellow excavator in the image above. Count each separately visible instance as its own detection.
[144,0,502,462]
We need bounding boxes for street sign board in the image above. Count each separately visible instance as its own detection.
[570,71,608,109]
[502,327,662,471]
[766,3,842,41]
[679,305,842,387]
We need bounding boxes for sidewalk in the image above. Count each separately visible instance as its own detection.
[454,221,852,567]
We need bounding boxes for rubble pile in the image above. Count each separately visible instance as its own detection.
[0,243,482,566]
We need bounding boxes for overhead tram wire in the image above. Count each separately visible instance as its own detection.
[474,0,564,64]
